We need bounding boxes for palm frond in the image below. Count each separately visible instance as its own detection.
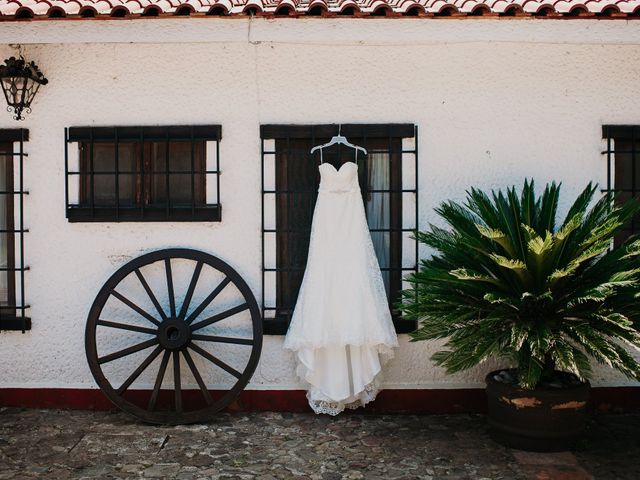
[399,179,640,389]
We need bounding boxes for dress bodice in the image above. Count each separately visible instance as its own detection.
[318,162,360,193]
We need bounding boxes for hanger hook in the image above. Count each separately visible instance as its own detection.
[338,124,342,136]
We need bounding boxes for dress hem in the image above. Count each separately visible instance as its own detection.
[288,342,396,415]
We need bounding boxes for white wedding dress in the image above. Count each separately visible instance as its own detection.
[283,160,399,415]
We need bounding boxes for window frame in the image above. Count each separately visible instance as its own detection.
[260,124,419,335]
[603,125,640,246]
[0,128,30,332]
[1,141,16,318]
[65,125,222,222]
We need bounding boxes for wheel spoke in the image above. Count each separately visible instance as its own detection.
[191,334,253,346]
[173,351,182,414]
[165,259,176,318]
[182,349,213,406]
[190,303,249,332]
[98,338,158,364]
[148,350,170,412]
[185,277,231,325]
[87,249,263,424]
[117,346,163,395]
[111,290,161,326]
[96,319,157,335]
[179,261,203,320]
[189,342,242,379]
[135,268,168,321]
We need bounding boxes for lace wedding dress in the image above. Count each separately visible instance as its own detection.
[283,160,399,415]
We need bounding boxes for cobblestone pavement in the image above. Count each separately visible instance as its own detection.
[1,408,638,479]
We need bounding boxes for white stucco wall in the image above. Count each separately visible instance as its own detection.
[1,18,640,391]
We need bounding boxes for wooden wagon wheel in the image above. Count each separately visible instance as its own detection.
[85,249,262,424]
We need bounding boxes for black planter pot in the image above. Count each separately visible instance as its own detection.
[485,369,590,452]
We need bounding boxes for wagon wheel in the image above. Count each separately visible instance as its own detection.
[85,248,262,424]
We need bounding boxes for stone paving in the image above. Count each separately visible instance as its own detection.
[0,408,639,479]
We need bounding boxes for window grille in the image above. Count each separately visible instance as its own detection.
[65,126,222,222]
[260,124,419,335]
[0,129,30,332]
[603,125,640,246]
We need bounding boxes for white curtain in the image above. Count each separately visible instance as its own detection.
[366,152,390,296]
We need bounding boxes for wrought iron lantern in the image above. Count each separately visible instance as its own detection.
[0,56,48,121]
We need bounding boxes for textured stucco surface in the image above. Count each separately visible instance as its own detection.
[1,19,640,390]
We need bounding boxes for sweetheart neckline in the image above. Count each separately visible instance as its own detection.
[319,161,358,174]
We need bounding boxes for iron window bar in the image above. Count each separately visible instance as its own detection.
[260,124,419,335]
[602,125,640,241]
[64,126,222,222]
[0,129,30,332]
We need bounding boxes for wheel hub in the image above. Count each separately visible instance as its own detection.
[157,318,191,350]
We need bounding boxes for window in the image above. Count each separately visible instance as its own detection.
[65,126,221,222]
[261,124,419,334]
[0,129,29,332]
[603,125,640,246]
[0,142,15,319]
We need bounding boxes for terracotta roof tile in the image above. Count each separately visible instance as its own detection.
[0,0,638,17]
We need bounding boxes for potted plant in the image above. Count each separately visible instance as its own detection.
[399,180,640,451]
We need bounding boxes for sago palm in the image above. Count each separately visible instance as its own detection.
[400,180,640,389]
